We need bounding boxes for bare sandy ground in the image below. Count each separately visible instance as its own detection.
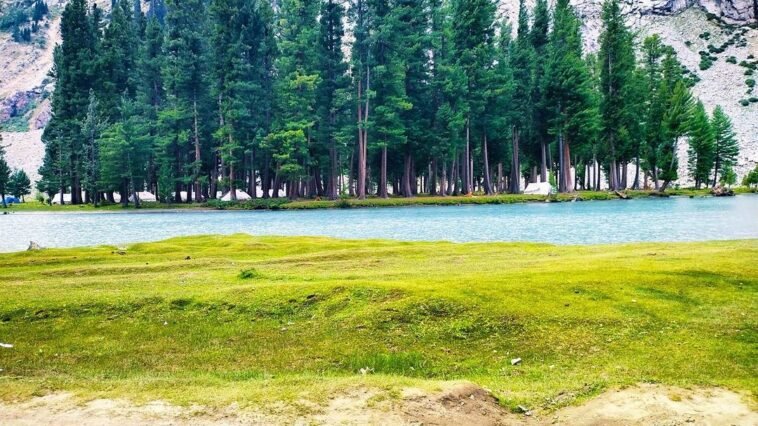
[0,383,755,425]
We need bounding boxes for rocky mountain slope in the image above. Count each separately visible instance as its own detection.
[1,0,756,190]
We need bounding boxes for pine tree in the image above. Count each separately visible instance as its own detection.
[0,139,10,208]
[161,0,209,202]
[396,0,431,197]
[265,0,320,199]
[598,0,635,190]
[81,90,106,205]
[686,101,715,189]
[710,106,739,187]
[317,0,350,199]
[96,0,138,119]
[640,35,665,190]
[369,0,410,198]
[653,44,693,191]
[451,0,497,194]
[530,0,551,182]
[348,0,373,199]
[542,0,597,193]
[659,80,694,191]
[99,96,151,207]
[39,0,99,203]
[8,169,32,201]
[508,0,535,193]
[136,16,165,197]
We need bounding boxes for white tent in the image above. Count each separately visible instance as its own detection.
[128,191,157,202]
[51,193,73,204]
[220,190,252,201]
[524,182,552,196]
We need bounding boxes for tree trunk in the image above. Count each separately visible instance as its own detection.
[463,120,470,194]
[379,146,388,198]
[562,137,573,192]
[712,158,720,188]
[482,133,492,194]
[402,151,413,197]
[509,127,520,194]
[249,149,256,198]
[328,137,338,200]
[540,141,548,183]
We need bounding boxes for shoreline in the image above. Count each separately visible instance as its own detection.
[4,188,756,212]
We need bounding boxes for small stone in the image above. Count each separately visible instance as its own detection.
[511,357,522,365]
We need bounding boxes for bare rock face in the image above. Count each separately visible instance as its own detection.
[699,0,756,23]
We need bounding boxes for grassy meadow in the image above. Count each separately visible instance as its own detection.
[0,235,756,411]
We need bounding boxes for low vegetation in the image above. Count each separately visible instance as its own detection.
[0,235,755,410]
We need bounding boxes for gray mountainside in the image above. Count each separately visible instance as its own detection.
[1,0,756,187]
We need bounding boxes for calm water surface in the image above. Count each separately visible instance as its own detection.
[1,196,757,252]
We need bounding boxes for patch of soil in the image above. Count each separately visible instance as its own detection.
[0,383,754,425]
[554,383,757,426]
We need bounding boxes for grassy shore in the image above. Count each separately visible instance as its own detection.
[0,235,755,411]
[4,187,756,211]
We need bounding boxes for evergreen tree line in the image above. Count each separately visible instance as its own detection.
[36,0,742,205]
[0,0,50,43]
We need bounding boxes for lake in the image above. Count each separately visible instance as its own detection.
[1,195,757,252]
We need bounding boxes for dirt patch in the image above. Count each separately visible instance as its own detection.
[555,383,757,426]
[0,383,754,425]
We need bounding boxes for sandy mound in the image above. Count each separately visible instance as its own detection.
[555,383,757,426]
[0,383,754,425]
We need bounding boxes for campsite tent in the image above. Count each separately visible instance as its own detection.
[523,182,552,196]
[220,190,252,201]
[128,191,157,203]
[4,196,20,204]
[51,193,73,204]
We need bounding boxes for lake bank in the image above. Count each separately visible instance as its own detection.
[1,235,755,417]
[5,188,756,212]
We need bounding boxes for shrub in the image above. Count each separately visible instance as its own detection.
[238,268,260,279]
[747,70,755,76]
[749,97,758,103]
[699,56,714,71]
[746,79,756,88]
[726,56,737,64]
[699,32,711,40]
[739,99,749,106]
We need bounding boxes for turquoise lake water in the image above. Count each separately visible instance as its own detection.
[1,195,757,252]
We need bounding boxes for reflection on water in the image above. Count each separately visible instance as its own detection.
[1,196,757,252]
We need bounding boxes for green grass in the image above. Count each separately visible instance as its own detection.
[9,188,755,212]
[0,235,756,410]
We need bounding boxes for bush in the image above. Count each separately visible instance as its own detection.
[739,99,749,106]
[699,57,714,71]
[238,268,260,279]
[747,70,755,76]
[743,165,758,188]
[746,79,756,88]
[726,56,737,64]
[749,97,758,103]
[699,32,711,40]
